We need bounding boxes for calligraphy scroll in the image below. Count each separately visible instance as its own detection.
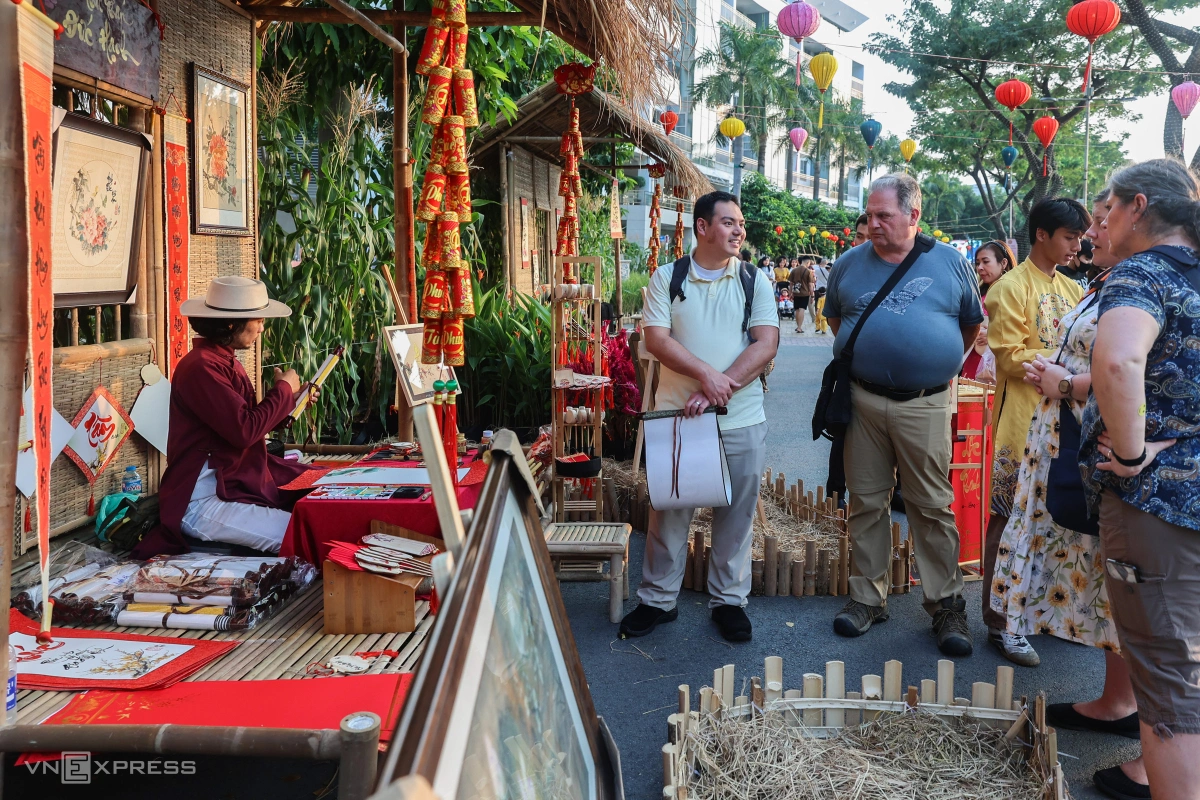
[16,0,60,639]
[64,386,134,484]
[164,114,190,374]
[609,179,623,239]
[44,0,161,100]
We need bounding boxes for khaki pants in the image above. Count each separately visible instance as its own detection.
[844,383,963,613]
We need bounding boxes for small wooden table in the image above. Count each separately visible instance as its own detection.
[543,522,632,623]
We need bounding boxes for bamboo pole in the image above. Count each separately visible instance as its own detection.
[883,660,903,702]
[0,5,31,740]
[777,551,791,596]
[763,535,778,597]
[921,679,937,704]
[995,666,1014,713]
[750,559,765,596]
[764,657,783,703]
[845,691,862,726]
[972,682,996,710]
[790,556,804,597]
[937,659,955,706]
[825,661,845,728]
[861,674,882,722]
[803,541,816,596]
[721,665,735,709]
[802,673,823,728]
[828,554,840,596]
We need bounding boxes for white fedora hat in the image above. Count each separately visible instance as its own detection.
[180,276,291,319]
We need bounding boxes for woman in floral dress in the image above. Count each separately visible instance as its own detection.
[991,190,1145,794]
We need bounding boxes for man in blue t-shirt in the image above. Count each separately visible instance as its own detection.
[824,173,983,657]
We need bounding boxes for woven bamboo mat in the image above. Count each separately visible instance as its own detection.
[14,582,432,725]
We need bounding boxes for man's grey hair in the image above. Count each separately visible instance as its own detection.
[869,174,922,215]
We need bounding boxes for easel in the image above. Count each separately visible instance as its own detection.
[383,268,414,441]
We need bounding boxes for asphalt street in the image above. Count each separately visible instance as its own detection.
[559,326,1135,800]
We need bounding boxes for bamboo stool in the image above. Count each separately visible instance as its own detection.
[544,522,632,623]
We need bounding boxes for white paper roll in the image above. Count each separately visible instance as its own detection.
[643,412,732,510]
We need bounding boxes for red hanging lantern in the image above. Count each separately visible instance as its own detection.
[1066,0,1121,95]
[553,62,597,96]
[1032,116,1060,177]
[660,109,679,137]
[774,225,783,235]
[842,227,851,236]
[994,79,1032,145]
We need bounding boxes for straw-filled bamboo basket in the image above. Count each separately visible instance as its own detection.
[663,657,1068,800]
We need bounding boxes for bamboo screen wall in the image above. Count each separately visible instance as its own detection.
[16,0,259,555]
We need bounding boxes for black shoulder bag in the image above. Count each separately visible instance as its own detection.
[812,234,935,441]
[1045,290,1103,536]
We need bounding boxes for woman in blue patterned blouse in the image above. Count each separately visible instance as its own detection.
[1082,158,1200,800]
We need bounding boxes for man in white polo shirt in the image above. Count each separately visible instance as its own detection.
[620,191,779,642]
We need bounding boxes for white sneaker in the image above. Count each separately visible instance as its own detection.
[988,628,1041,667]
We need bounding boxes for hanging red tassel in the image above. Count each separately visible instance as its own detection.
[87,489,95,517]
[1043,153,1048,177]
[1082,44,1094,95]
[23,502,31,533]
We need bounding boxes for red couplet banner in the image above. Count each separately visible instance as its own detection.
[951,385,995,567]
[165,138,190,373]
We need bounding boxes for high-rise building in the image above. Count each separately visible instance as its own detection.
[624,0,870,256]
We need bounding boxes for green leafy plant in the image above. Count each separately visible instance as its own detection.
[458,285,552,430]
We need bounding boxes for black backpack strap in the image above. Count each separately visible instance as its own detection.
[1143,246,1200,294]
[668,255,691,303]
[738,261,758,344]
[842,233,936,362]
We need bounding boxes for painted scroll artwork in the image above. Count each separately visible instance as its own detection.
[193,66,249,234]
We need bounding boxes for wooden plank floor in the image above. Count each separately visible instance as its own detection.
[14,581,433,725]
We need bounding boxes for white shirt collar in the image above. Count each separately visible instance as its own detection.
[688,247,738,281]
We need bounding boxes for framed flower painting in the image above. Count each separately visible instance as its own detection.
[50,112,150,307]
[192,65,250,236]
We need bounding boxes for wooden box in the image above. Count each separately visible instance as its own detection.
[322,524,439,635]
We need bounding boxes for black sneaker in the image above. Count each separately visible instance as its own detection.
[932,596,973,656]
[618,603,677,639]
[833,599,889,637]
[1047,703,1140,739]
[1093,765,1151,800]
[711,604,752,642]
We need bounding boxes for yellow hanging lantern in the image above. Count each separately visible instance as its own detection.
[719,116,746,139]
[809,225,818,234]
[900,138,917,173]
[808,52,838,128]
[941,236,951,243]
[933,229,943,238]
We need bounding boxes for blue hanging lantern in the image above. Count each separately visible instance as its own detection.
[1001,145,1018,168]
[860,119,882,175]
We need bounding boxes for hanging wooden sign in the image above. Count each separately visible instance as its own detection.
[45,0,162,100]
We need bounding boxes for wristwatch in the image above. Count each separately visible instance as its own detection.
[1058,375,1073,398]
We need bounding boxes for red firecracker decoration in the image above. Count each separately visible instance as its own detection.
[994,79,1032,145]
[672,201,685,260]
[1032,116,1060,176]
[1066,0,1121,95]
[647,185,662,273]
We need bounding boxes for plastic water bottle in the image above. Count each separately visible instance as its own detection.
[6,641,16,726]
[122,465,143,495]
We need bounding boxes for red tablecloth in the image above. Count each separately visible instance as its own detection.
[279,452,484,566]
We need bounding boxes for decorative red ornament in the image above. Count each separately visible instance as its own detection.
[995,79,1032,145]
[1066,0,1121,94]
[660,109,679,137]
[774,225,784,235]
[1032,116,1060,176]
[842,227,851,236]
[553,62,597,96]
[647,163,667,179]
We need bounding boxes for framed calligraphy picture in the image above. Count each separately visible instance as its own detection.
[191,65,250,236]
[383,324,459,407]
[380,449,622,799]
[64,386,134,484]
[44,0,161,99]
[50,112,150,307]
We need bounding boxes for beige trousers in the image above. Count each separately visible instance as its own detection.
[844,383,963,614]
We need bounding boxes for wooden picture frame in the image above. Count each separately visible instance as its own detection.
[382,324,459,406]
[380,449,622,799]
[191,65,251,236]
[50,112,150,308]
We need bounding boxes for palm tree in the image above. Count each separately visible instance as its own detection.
[694,23,795,195]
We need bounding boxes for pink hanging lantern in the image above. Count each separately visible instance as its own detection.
[789,127,808,150]
[776,1,821,86]
[1173,81,1200,120]
[1172,81,1200,157]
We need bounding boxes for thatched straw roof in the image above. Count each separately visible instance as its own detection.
[240,0,678,115]
[472,82,713,199]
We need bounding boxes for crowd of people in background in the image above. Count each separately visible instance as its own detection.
[623,159,1200,800]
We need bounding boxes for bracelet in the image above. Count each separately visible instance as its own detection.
[1113,446,1148,468]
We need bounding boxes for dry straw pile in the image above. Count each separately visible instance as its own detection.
[686,711,1048,800]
